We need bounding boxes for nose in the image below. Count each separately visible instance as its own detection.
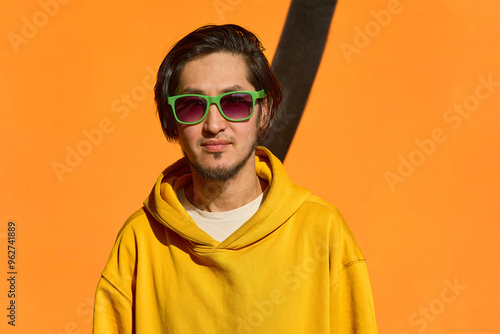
[203,103,227,134]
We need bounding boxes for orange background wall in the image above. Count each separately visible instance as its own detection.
[1,0,499,333]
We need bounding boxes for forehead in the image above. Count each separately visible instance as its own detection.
[177,52,253,94]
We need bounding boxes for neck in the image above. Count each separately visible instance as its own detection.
[186,161,267,212]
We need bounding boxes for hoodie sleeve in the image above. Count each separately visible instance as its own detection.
[329,209,378,333]
[330,260,378,333]
[93,276,133,334]
[93,216,138,334]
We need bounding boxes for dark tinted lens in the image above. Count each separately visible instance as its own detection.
[175,96,207,123]
[220,93,253,120]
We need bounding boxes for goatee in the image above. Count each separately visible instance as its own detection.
[183,142,257,182]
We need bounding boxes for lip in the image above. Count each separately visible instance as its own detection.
[201,139,231,152]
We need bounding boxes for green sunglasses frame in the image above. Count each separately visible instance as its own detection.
[168,89,265,125]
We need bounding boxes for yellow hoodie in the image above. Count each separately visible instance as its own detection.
[93,147,377,333]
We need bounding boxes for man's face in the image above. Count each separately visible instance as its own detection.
[176,52,267,182]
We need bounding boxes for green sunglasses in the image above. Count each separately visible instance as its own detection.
[168,90,265,125]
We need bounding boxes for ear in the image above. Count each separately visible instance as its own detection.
[258,98,270,130]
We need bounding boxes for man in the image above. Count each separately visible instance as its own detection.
[93,24,377,333]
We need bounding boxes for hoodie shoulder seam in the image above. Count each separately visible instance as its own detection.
[302,195,342,216]
[99,274,133,305]
[301,195,367,263]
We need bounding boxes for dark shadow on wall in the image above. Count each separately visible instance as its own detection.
[262,0,338,161]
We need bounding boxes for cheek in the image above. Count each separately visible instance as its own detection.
[177,128,197,151]
[178,124,198,140]
[234,122,260,141]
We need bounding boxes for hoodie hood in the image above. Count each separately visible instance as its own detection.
[143,146,311,249]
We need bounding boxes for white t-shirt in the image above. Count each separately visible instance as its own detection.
[177,187,268,242]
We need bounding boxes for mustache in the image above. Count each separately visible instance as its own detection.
[197,136,235,146]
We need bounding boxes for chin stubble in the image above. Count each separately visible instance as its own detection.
[183,141,257,182]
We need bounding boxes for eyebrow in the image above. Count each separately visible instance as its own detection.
[180,85,246,95]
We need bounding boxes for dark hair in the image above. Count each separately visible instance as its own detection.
[154,24,281,142]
